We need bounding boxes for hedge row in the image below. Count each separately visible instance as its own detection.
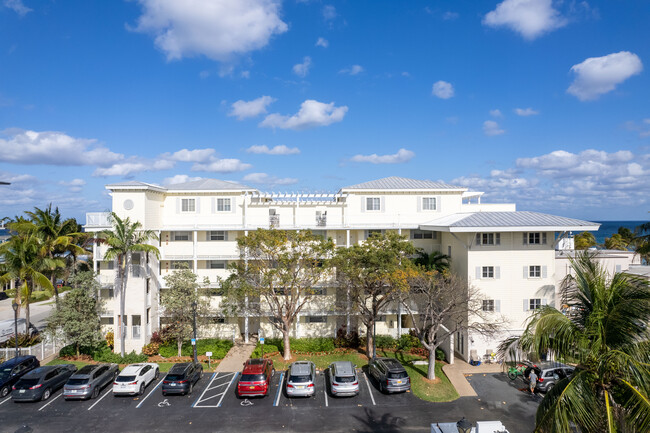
[59,341,148,364]
[158,338,233,359]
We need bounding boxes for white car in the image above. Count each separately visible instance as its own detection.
[113,363,159,396]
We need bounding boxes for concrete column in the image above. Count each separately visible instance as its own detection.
[93,234,98,273]
[193,231,198,274]
[346,229,350,247]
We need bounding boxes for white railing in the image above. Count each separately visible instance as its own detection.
[85,212,112,227]
[0,337,65,363]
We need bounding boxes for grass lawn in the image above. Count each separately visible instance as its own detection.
[259,348,458,403]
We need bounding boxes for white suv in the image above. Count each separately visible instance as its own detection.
[113,363,159,396]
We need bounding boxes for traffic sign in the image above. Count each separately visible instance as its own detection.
[260,337,265,345]
[191,338,196,345]
[206,351,212,357]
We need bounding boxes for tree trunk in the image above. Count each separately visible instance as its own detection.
[282,326,291,361]
[51,275,59,309]
[427,346,437,380]
[177,338,183,357]
[119,256,129,358]
[366,319,374,359]
[76,343,80,358]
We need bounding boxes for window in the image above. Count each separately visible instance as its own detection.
[209,231,227,241]
[366,197,381,211]
[181,198,195,212]
[106,260,114,270]
[412,230,435,239]
[311,230,327,239]
[307,316,327,323]
[524,232,547,245]
[173,231,191,241]
[100,317,114,325]
[209,260,227,269]
[476,233,500,246]
[208,317,226,324]
[216,198,231,212]
[529,265,541,278]
[482,300,495,312]
[422,197,437,210]
[366,229,383,239]
[311,288,327,295]
[482,266,494,278]
[529,299,542,310]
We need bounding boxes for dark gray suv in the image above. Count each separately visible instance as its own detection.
[63,363,119,400]
[368,357,410,393]
[525,362,574,392]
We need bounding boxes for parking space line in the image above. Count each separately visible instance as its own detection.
[192,372,218,408]
[136,378,164,409]
[323,373,328,407]
[0,396,11,406]
[217,372,239,408]
[273,372,284,407]
[363,372,376,406]
[38,393,62,411]
[88,387,113,411]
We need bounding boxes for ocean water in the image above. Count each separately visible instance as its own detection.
[592,221,646,244]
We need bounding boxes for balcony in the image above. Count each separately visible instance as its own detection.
[85,212,112,228]
[316,212,327,227]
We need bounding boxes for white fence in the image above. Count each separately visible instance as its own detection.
[0,338,65,363]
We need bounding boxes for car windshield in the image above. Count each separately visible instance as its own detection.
[335,376,356,383]
[17,378,39,387]
[66,378,89,385]
[289,375,311,383]
[115,375,136,382]
[388,371,408,379]
[164,375,185,382]
[240,374,265,382]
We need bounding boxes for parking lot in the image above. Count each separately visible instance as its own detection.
[1,371,537,432]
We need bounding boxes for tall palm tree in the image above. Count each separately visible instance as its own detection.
[99,213,159,357]
[414,250,451,272]
[499,252,650,433]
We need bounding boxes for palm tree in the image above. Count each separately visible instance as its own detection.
[414,250,451,272]
[573,231,597,250]
[99,213,159,357]
[603,233,628,251]
[499,252,650,433]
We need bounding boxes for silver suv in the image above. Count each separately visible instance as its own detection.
[525,362,574,393]
[286,361,316,397]
[368,357,410,393]
[327,361,359,397]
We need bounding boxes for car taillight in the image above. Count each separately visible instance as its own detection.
[80,385,90,389]
[307,383,314,388]
[163,381,170,384]
[408,377,411,383]
[12,386,16,390]
[287,384,294,388]
[177,380,187,384]
[30,384,42,390]
[538,378,544,382]
[386,379,390,385]
[332,383,338,387]
[129,382,138,385]
[113,382,118,385]
[352,382,358,386]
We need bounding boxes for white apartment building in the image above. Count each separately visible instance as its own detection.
[84,176,599,359]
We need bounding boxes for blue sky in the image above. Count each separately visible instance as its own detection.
[1,0,649,222]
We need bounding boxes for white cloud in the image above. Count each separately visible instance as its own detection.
[168,148,216,162]
[241,70,250,79]
[243,172,298,186]
[260,99,348,130]
[350,148,415,164]
[315,37,329,48]
[58,178,86,193]
[514,107,539,116]
[626,119,650,138]
[132,0,288,62]
[3,0,31,16]
[432,81,454,99]
[293,56,312,78]
[339,65,364,75]
[163,174,203,185]
[192,158,252,173]
[483,120,505,136]
[246,145,300,155]
[567,51,643,101]
[93,162,150,177]
[0,129,123,167]
[442,11,459,20]
[483,0,567,40]
[490,109,503,118]
[517,149,634,176]
[229,96,276,120]
[322,5,336,21]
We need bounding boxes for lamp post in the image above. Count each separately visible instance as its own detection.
[12,302,19,358]
[192,301,198,363]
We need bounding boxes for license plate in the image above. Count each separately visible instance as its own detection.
[297,386,305,390]
[171,383,176,386]
[249,386,254,389]
[19,390,25,393]
[396,381,402,384]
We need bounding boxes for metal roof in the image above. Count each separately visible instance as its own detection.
[166,178,255,192]
[420,211,600,232]
[341,176,465,191]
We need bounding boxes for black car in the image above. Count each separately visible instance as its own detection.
[12,364,77,402]
[368,357,411,393]
[161,362,202,396]
[0,356,40,398]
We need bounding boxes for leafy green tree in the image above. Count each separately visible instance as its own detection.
[573,231,597,250]
[223,229,335,360]
[334,232,416,359]
[499,252,650,433]
[604,233,628,251]
[161,267,211,356]
[413,250,451,272]
[99,213,159,357]
[46,271,104,356]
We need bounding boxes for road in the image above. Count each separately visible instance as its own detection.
[0,298,56,330]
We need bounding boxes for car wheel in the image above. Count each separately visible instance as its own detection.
[139,383,145,395]
[92,387,99,399]
[42,388,51,401]
[546,383,554,392]
[272,368,275,377]
[188,383,193,395]
[507,371,518,380]
[0,386,9,398]
[162,391,166,397]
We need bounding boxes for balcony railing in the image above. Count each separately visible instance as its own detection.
[269,215,280,228]
[316,215,327,226]
[85,212,112,227]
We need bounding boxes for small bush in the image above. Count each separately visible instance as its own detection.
[436,348,446,362]
[375,335,397,349]
[60,340,148,364]
[105,331,114,349]
[397,333,421,350]
[334,326,360,349]
[142,342,160,356]
[289,337,335,352]
[159,338,233,359]
[29,290,51,303]
[149,331,164,345]
[251,344,280,358]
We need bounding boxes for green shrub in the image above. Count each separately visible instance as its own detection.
[1,333,41,348]
[375,335,397,349]
[289,337,335,352]
[334,327,360,349]
[397,334,421,350]
[4,288,16,298]
[436,348,446,362]
[159,338,233,359]
[142,342,160,356]
[29,291,51,303]
[60,341,148,363]
[251,344,280,358]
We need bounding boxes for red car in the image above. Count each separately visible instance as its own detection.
[237,358,274,398]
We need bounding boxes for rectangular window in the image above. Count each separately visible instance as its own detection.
[208,317,226,324]
[310,230,327,239]
[311,287,327,295]
[307,316,327,323]
[482,300,495,312]
[477,233,500,245]
[422,197,437,211]
[412,230,435,239]
[173,231,191,241]
[216,198,231,212]
[209,231,227,241]
[366,197,381,211]
[100,317,114,325]
[482,266,495,278]
[181,198,195,212]
[209,260,227,269]
[106,260,114,270]
[524,232,547,245]
[529,299,542,310]
[529,265,541,278]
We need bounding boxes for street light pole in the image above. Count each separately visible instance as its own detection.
[192,301,198,363]
[12,302,19,358]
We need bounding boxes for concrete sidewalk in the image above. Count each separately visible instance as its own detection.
[216,342,257,372]
[442,358,504,397]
